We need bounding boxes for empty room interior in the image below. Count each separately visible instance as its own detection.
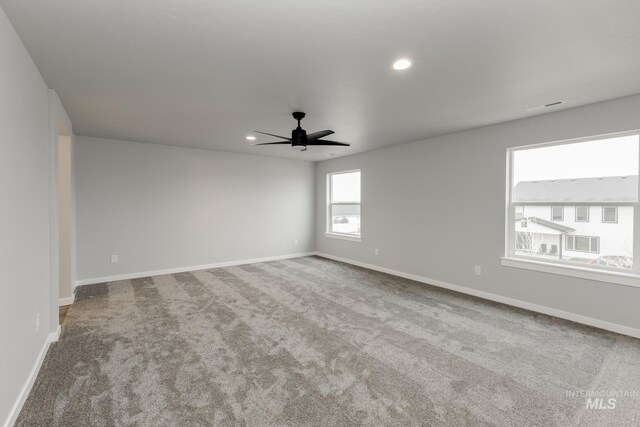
[3,1,640,426]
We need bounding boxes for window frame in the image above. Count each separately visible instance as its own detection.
[551,206,564,221]
[566,235,600,254]
[575,206,590,222]
[502,130,640,288]
[602,206,618,224]
[326,169,362,242]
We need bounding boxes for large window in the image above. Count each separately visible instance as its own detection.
[327,170,361,240]
[505,131,639,281]
[566,235,599,253]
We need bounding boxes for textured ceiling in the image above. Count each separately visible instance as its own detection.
[2,0,640,161]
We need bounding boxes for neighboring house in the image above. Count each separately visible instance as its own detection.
[512,176,636,266]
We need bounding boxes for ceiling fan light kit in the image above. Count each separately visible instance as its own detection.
[253,112,350,152]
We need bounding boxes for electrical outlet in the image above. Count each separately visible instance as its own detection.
[111,254,118,264]
[36,313,40,332]
[374,248,379,256]
[474,266,482,276]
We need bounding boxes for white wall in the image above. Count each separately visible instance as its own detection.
[58,135,74,302]
[316,94,640,332]
[48,90,75,316]
[76,137,315,281]
[0,5,52,424]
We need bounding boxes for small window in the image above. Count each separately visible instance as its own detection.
[566,235,600,254]
[603,206,618,223]
[575,206,589,222]
[551,206,564,221]
[327,170,361,239]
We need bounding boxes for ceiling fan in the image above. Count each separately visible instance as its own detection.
[253,112,350,151]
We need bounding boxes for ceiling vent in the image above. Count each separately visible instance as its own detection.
[527,101,564,112]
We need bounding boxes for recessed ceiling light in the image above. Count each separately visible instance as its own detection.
[392,58,412,71]
[246,135,256,141]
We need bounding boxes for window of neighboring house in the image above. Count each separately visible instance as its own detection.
[326,170,361,241]
[603,206,618,223]
[566,235,600,253]
[505,130,639,281]
[575,206,589,222]
[551,206,564,221]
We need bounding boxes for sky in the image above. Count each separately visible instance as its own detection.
[513,134,639,185]
[331,171,361,202]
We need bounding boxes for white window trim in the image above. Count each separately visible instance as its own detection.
[501,257,640,288]
[504,129,640,285]
[326,169,361,242]
[325,232,362,242]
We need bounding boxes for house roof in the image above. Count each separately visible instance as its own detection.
[513,176,638,203]
[518,217,576,233]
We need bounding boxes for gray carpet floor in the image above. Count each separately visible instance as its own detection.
[16,256,640,426]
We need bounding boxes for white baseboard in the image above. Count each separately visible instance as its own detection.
[49,325,61,343]
[75,252,316,287]
[4,326,60,427]
[314,252,640,340]
[58,294,75,307]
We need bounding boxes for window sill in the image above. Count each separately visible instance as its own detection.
[325,232,362,242]
[501,257,640,288]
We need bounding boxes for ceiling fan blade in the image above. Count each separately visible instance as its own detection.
[253,131,291,140]
[306,130,334,141]
[253,141,292,146]
[306,140,350,146]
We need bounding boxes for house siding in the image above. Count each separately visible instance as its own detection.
[516,205,633,261]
